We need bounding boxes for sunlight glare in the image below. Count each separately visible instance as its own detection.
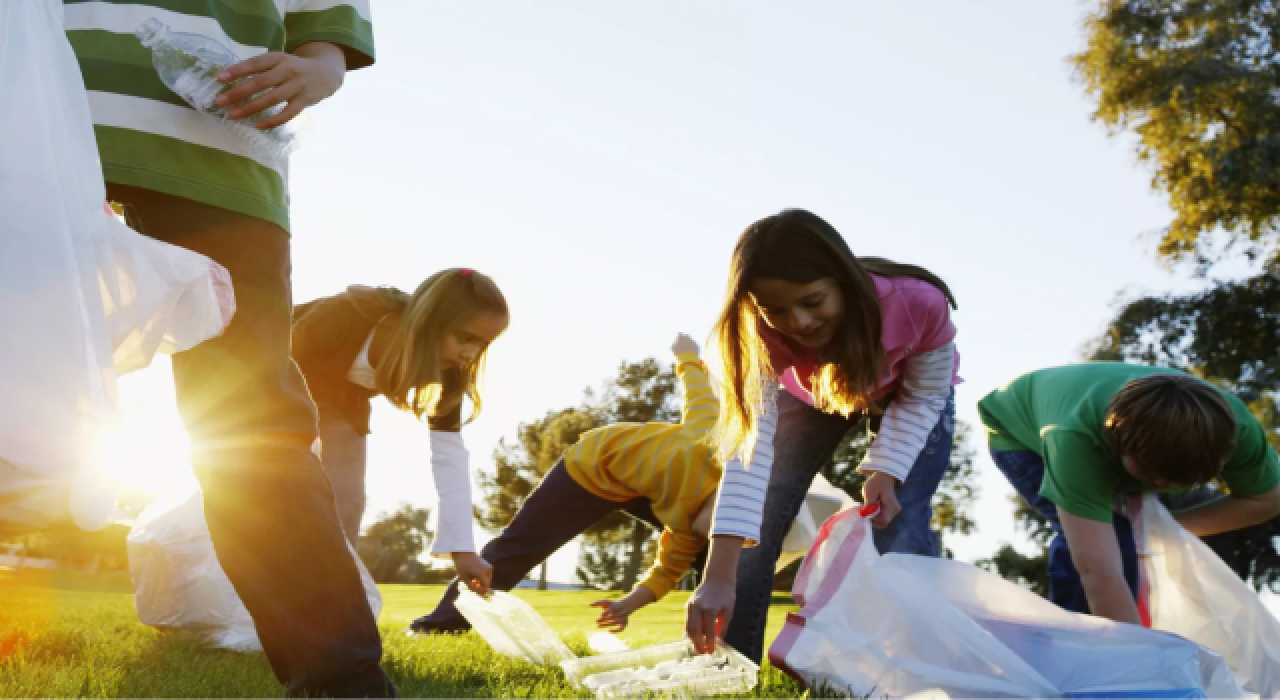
[88,360,196,497]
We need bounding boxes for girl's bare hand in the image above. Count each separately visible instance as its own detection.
[685,581,734,654]
[591,600,634,633]
[861,471,901,528]
[451,551,494,596]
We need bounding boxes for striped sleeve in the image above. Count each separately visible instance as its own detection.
[709,387,778,546]
[859,342,954,481]
[284,0,374,68]
[675,352,720,440]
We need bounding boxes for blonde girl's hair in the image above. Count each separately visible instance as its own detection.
[710,209,956,461]
[374,269,508,427]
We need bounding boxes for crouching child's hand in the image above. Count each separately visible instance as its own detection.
[591,587,658,633]
[452,551,494,596]
[671,333,700,357]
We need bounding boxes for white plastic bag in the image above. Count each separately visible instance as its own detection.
[776,473,856,573]
[127,483,382,651]
[453,589,576,665]
[1131,494,1280,698]
[0,0,234,533]
[768,505,1244,699]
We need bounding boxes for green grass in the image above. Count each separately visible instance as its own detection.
[0,570,805,698]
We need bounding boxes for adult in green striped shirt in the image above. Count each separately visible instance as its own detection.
[65,2,391,697]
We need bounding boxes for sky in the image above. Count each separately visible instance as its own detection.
[107,1,1271,602]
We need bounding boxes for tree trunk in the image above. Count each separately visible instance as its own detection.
[538,560,548,590]
[620,520,648,592]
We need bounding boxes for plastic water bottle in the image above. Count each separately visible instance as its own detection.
[134,18,295,162]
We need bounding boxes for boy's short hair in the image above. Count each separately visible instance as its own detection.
[1103,372,1237,486]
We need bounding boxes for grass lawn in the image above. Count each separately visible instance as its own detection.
[0,570,805,698]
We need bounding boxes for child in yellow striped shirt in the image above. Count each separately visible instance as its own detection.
[410,333,721,634]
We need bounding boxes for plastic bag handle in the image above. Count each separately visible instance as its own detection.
[792,502,878,607]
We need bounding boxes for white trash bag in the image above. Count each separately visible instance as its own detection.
[768,505,1244,699]
[776,473,856,573]
[1131,494,1280,698]
[0,0,234,533]
[127,483,382,651]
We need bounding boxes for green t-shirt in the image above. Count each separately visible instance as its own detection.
[65,1,376,231]
[977,363,1280,522]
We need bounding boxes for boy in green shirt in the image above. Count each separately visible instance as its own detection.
[978,363,1280,625]
[66,2,389,696]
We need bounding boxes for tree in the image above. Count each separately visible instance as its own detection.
[1087,260,1280,408]
[26,523,131,574]
[976,497,1052,597]
[1072,0,1280,261]
[475,407,606,589]
[979,545,1051,598]
[357,504,436,584]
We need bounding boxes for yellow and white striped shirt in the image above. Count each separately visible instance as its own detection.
[563,352,720,599]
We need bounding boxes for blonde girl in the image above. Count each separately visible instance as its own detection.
[292,269,508,593]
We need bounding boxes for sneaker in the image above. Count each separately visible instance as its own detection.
[406,615,470,636]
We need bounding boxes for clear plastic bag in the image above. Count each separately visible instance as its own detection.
[1131,494,1280,698]
[769,506,1245,699]
[0,0,234,534]
[453,589,576,665]
[127,483,382,651]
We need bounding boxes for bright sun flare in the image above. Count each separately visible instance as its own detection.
[88,362,196,496]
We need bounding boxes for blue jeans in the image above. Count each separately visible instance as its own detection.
[723,388,956,663]
[990,450,1140,614]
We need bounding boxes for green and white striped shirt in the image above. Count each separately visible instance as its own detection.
[65,0,375,231]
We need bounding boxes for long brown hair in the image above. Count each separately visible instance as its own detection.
[375,269,508,426]
[710,209,955,461]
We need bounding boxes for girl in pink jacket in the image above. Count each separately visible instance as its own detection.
[687,209,961,662]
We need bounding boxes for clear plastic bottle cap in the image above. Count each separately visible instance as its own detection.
[134,18,167,47]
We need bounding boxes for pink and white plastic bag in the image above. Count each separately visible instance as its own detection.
[768,505,1243,699]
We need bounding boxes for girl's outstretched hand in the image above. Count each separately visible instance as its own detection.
[452,551,494,596]
[214,41,346,129]
[672,333,700,357]
[591,587,656,633]
[861,471,901,529]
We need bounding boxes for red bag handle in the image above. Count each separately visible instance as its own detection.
[792,501,879,607]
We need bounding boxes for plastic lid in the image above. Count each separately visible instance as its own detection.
[134,18,167,47]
